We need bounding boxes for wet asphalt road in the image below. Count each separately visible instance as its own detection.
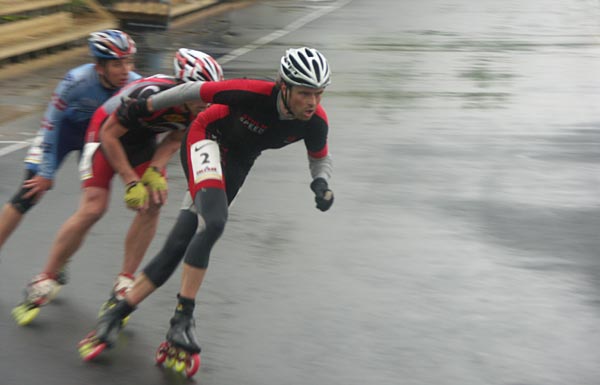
[2,0,600,384]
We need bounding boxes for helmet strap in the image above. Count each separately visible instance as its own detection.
[279,83,295,119]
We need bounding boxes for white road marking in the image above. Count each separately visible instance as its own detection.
[218,0,353,64]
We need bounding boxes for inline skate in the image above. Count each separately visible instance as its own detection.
[98,273,134,326]
[79,299,135,361]
[12,273,61,326]
[155,296,201,378]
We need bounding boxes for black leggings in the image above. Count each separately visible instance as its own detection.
[143,141,254,287]
[143,187,228,287]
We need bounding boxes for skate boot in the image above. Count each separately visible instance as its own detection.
[12,273,61,326]
[155,295,201,378]
[79,299,136,361]
[98,273,134,326]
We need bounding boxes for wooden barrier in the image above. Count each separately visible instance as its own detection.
[0,12,73,46]
[0,0,116,65]
[0,0,69,17]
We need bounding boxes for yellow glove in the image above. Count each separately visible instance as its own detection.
[141,166,167,192]
[124,181,148,209]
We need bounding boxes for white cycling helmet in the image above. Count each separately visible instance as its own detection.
[279,47,331,88]
[88,29,136,59]
[174,48,224,82]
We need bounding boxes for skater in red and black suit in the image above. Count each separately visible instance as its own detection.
[80,47,335,378]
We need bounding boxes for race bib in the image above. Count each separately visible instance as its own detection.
[190,140,222,185]
[79,142,101,180]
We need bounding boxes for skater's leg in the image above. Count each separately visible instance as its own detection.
[0,169,40,251]
[98,200,161,313]
[0,203,24,251]
[179,265,207,299]
[178,187,228,299]
[120,200,161,275]
[125,273,156,304]
[41,186,109,275]
[124,207,199,305]
[14,187,108,326]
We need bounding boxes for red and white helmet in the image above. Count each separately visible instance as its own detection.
[174,48,224,82]
[88,29,136,59]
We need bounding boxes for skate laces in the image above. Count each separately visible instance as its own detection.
[112,273,134,300]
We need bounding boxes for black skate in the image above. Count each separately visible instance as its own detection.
[98,293,132,328]
[79,300,134,361]
[155,313,201,378]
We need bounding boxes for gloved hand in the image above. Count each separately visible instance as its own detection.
[141,166,168,205]
[124,181,148,210]
[141,166,167,191]
[310,177,334,212]
[116,96,151,127]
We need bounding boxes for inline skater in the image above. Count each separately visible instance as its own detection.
[13,49,224,327]
[78,47,334,379]
[0,30,139,262]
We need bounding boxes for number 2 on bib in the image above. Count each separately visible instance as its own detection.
[190,140,222,185]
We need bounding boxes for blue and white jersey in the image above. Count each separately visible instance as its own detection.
[25,63,141,179]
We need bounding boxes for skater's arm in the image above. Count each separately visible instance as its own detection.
[22,72,81,199]
[147,81,205,112]
[99,114,139,186]
[37,69,83,180]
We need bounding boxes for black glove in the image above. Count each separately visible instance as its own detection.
[310,177,334,212]
[116,96,151,127]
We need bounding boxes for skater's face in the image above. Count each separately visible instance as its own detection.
[282,84,325,121]
[97,58,135,89]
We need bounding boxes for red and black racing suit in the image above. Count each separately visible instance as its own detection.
[82,75,195,189]
[142,79,331,286]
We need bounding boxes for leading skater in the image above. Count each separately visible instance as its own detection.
[79,47,334,378]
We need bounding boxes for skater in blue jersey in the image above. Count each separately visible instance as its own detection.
[0,30,139,257]
[4,30,139,322]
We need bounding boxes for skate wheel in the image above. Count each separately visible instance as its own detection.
[12,304,40,326]
[165,347,177,368]
[165,356,176,368]
[174,359,186,373]
[185,353,201,378]
[155,342,169,365]
[77,331,97,348]
[79,340,107,361]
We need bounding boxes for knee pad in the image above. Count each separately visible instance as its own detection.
[10,192,37,214]
[10,170,39,214]
[183,188,228,269]
[144,209,198,287]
